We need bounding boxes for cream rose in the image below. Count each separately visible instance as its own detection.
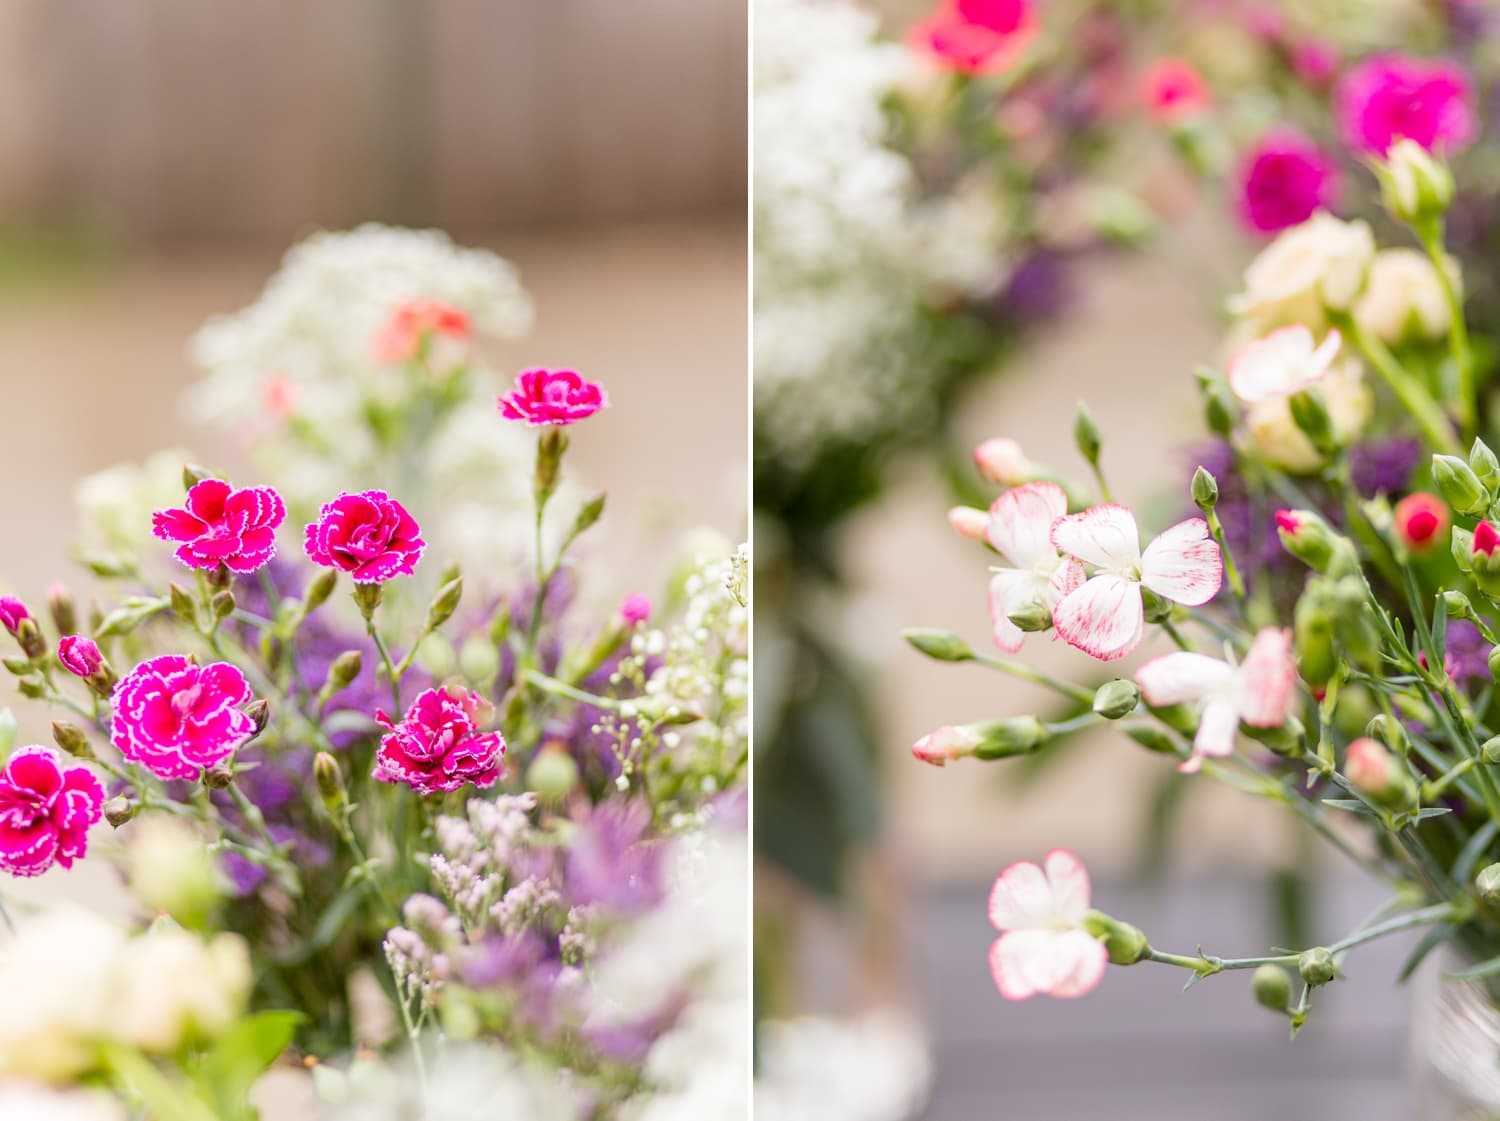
[1229,212,1376,331]
[1354,248,1456,345]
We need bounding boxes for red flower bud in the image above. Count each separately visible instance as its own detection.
[1393,492,1449,553]
[1475,520,1500,557]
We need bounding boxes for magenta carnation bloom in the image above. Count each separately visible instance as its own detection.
[304,490,426,584]
[111,655,257,781]
[619,593,652,625]
[909,0,1037,76]
[374,686,506,794]
[57,635,103,679]
[152,479,286,574]
[1336,55,1475,156]
[1236,129,1339,235]
[498,368,609,427]
[0,747,104,878]
[0,597,30,636]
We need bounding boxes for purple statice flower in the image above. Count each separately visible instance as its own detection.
[1443,620,1492,688]
[993,251,1073,324]
[1350,436,1422,496]
[563,799,664,914]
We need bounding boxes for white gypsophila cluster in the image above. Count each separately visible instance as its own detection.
[595,830,750,1121]
[73,448,198,562]
[181,225,583,582]
[318,1045,582,1121]
[628,542,749,800]
[754,0,1005,470]
[753,1013,933,1121]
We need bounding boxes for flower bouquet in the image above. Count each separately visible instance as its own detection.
[909,48,1500,1113]
[0,228,748,1120]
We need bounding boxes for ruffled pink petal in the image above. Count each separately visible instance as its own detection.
[1043,848,1091,924]
[1235,627,1297,727]
[988,569,1043,653]
[1051,575,1144,661]
[988,859,1055,930]
[185,479,232,522]
[1050,504,1141,570]
[985,481,1069,569]
[1140,518,1223,606]
[990,928,1106,1001]
[1134,651,1234,708]
[1181,697,1240,774]
[151,509,207,543]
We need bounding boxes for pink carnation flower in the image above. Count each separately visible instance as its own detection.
[984,482,1085,653]
[111,655,257,781]
[304,490,426,584]
[1140,58,1209,123]
[498,368,609,427]
[0,747,105,878]
[1135,627,1297,773]
[1336,55,1475,157]
[0,597,30,636]
[57,635,103,679]
[1050,505,1223,661]
[619,593,652,625]
[152,479,286,574]
[1236,129,1339,235]
[910,0,1037,76]
[374,686,506,794]
[988,849,1107,1000]
[371,299,473,366]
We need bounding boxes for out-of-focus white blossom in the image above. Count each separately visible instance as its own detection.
[0,1082,126,1121]
[754,1012,932,1121]
[318,1045,581,1121]
[754,0,1004,469]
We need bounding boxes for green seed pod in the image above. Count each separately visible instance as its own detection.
[1093,679,1141,720]
[425,577,465,631]
[903,629,975,663]
[1191,466,1219,511]
[304,569,339,613]
[1252,964,1294,1013]
[1298,947,1337,987]
[211,590,237,620]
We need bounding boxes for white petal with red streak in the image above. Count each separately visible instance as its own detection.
[988,859,1056,930]
[985,481,1069,568]
[989,929,1107,1001]
[1140,518,1223,606]
[988,570,1041,653]
[1181,696,1240,774]
[1134,651,1233,707]
[1052,574,1144,661]
[1235,628,1297,727]
[1043,848,1092,924]
[1050,504,1140,570]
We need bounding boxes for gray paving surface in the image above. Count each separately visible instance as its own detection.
[915,876,1418,1121]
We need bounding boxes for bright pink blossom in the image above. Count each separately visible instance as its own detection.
[1476,520,1500,557]
[0,747,104,878]
[1291,40,1339,88]
[988,849,1107,1000]
[111,656,257,781]
[152,479,286,575]
[374,686,506,794]
[0,597,30,636]
[371,299,473,366]
[1135,628,1296,772]
[1140,58,1209,123]
[498,368,609,427]
[1049,506,1223,661]
[1336,55,1475,157]
[910,0,1037,76]
[619,593,652,626]
[1394,493,1449,553]
[304,490,426,584]
[57,636,103,679]
[984,482,1085,653]
[1236,129,1339,235]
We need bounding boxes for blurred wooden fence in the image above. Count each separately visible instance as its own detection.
[0,0,746,244]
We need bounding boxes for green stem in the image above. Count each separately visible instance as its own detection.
[1335,312,1460,455]
[970,654,1095,705]
[521,669,622,711]
[1204,509,1245,601]
[365,617,404,714]
[1418,222,1475,441]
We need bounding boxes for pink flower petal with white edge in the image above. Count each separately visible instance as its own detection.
[989,929,1107,1001]
[1052,574,1144,661]
[1140,518,1223,606]
[1236,627,1297,727]
[1181,697,1240,774]
[988,570,1038,653]
[1043,848,1092,925]
[985,481,1070,568]
[1134,651,1234,708]
[1050,503,1141,570]
[988,859,1055,930]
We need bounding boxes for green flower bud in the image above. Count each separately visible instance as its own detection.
[51,721,93,760]
[1472,440,1500,494]
[48,586,76,637]
[1252,964,1294,1012]
[1476,863,1500,907]
[526,744,580,804]
[246,698,271,733]
[182,463,216,489]
[1364,712,1410,757]
[314,751,347,816]
[1276,509,1339,572]
[211,590,236,620]
[304,569,339,613]
[14,618,46,661]
[1197,375,1237,438]
[572,493,607,537]
[16,677,45,699]
[425,577,464,631]
[1124,724,1178,755]
[353,582,383,621]
[2,658,30,676]
[103,796,136,829]
[1074,403,1102,465]
[459,636,501,685]
[324,650,364,694]
[1288,388,1336,454]
[1482,736,1500,767]
[1007,600,1051,633]
[489,606,513,646]
[1491,646,1500,683]
[1093,679,1141,720]
[1432,454,1489,517]
[535,427,569,501]
[903,629,975,663]
[1191,466,1219,512]
[1379,139,1454,228]
[1443,590,1475,621]
[169,583,198,623]
[1083,911,1149,965]
[1298,946,1337,987]
[972,716,1052,760]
